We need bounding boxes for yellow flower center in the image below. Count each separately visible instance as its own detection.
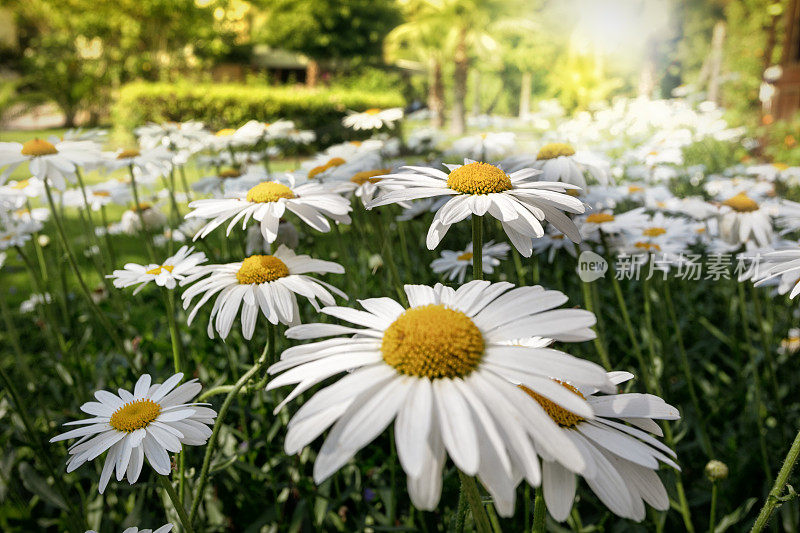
[131,203,152,211]
[446,162,512,195]
[20,139,58,157]
[643,227,667,237]
[145,264,175,276]
[723,192,759,213]
[236,255,290,284]
[216,128,235,137]
[628,185,644,193]
[586,213,615,224]
[635,242,661,251]
[537,142,576,160]
[246,182,296,203]
[218,169,241,179]
[109,399,161,432]
[381,304,484,379]
[93,190,111,197]
[117,149,141,159]
[364,108,381,115]
[11,179,30,189]
[351,168,390,185]
[457,251,473,261]
[308,157,347,179]
[520,380,585,427]
[774,163,789,170]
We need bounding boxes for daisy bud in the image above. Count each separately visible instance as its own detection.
[705,460,729,481]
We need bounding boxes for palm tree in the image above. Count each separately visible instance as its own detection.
[385,0,448,128]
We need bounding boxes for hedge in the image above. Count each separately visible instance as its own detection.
[112,81,405,146]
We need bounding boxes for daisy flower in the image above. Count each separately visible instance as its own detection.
[191,168,246,195]
[0,137,101,188]
[268,281,613,515]
[342,108,403,130]
[117,204,168,234]
[0,219,43,249]
[531,226,578,263]
[208,121,266,149]
[367,160,586,257]
[49,373,216,494]
[525,143,610,188]
[104,146,173,177]
[87,524,173,533]
[525,371,679,522]
[431,240,510,283]
[578,208,649,243]
[779,328,800,355]
[754,246,800,298]
[185,178,352,243]
[181,245,346,340]
[718,192,775,247]
[107,246,207,294]
[447,132,516,160]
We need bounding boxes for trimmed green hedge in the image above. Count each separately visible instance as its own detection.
[112,81,405,145]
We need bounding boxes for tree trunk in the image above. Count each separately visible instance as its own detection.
[471,70,481,116]
[451,26,469,135]
[428,57,445,128]
[519,71,532,117]
[707,21,726,104]
[62,107,76,128]
[306,59,320,88]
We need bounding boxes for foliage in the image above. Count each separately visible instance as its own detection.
[760,113,800,165]
[252,0,402,61]
[682,137,749,174]
[112,81,405,145]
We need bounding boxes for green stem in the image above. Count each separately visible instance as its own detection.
[664,280,713,456]
[736,282,773,481]
[375,208,407,305]
[127,164,156,261]
[456,471,493,533]
[532,487,546,533]
[189,347,270,524]
[43,181,137,370]
[580,279,611,370]
[709,482,718,533]
[751,427,800,532]
[472,215,483,281]
[158,475,194,533]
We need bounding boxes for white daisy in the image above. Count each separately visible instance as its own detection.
[103,146,173,178]
[268,281,613,515]
[107,246,207,294]
[448,132,516,160]
[342,108,403,131]
[0,219,43,249]
[523,143,610,188]
[185,178,352,243]
[181,245,346,340]
[578,208,650,243]
[431,240,510,283]
[532,226,579,263]
[526,371,679,522]
[117,204,168,234]
[754,246,800,298]
[367,160,586,257]
[718,192,775,247]
[50,373,216,494]
[0,138,101,188]
[208,121,266,149]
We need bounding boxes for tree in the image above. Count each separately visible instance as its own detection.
[254,0,402,87]
[8,0,221,125]
[385,0,449,127]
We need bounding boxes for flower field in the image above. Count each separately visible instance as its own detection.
[3,98,800,532]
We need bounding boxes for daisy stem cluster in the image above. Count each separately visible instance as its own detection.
[127,164,157,262]
[43,181,137,370]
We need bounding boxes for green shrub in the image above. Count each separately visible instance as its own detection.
[760,113,800,166]
[681,136,747,174]
[112,81,405,145]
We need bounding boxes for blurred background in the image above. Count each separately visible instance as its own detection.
[0,0,798,154]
